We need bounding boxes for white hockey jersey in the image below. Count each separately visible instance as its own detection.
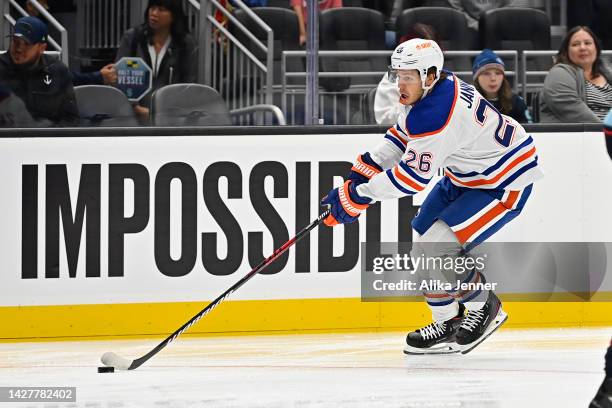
[357,74,543,201]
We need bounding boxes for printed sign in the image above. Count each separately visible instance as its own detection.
[0,132,611,307]
[115,57,152,102]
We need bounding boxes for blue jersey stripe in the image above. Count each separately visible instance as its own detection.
[394,123,409,137]
[497,157,539,190]
[384,134,406,152]
[385,169,417,195]
[447,136,534,178]
[398,161,431,185]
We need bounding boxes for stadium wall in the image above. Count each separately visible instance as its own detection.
[0,125,611,341]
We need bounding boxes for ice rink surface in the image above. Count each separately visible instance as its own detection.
[1,327,610,408]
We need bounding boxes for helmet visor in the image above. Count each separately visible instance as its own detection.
[387,66,420,84]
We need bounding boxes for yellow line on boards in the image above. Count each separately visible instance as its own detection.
[1,297,611,342]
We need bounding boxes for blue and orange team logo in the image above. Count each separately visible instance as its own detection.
[126,60,140,69]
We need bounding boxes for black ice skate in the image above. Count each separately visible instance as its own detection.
[455,292,507,354]
[404,303,465,355]
[590,377,612,408]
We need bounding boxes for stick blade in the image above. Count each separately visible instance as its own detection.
[101,351,133,370]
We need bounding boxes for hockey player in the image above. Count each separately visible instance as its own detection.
[321,39,543,354]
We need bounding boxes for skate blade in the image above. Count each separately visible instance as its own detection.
[403,344,460,355]
[459,309,508,355]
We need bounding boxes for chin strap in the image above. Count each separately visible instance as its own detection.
[420,76,440,100]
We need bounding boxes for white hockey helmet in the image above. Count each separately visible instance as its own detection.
[389,38,444,94]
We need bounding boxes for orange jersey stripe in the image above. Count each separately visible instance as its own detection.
[393,166,425,192]
[388,126,407,145]
[445,147,536,187]
[454,191,520,244]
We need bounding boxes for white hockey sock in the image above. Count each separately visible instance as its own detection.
[430,301,460,322]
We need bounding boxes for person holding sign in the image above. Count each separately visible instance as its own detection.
[116,0,197,123]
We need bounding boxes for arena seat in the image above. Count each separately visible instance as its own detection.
[479,8,551,98]
[388,0,422,30]
[395,7,476,73]
[151,83,286,126]
[232,7,302,85]
[593,0,612,49]
[74,85,139,127]
[479,8,551,74]
[319,7,388,92]
[396,7,475,50]
[150,84,233,126]
[479,8,550,51]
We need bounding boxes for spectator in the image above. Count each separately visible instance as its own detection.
[374,24,438,124]
[472,49,530,123]
[292,0,342,47]
[539,26,612,123]
[24,0,49,17]
[0,16,79,126]
[442,0,544,30]
[116,0,198,122]
[445,0,511,30]
[23,0,117,86]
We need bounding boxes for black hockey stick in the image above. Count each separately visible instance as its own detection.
[101,209,331,371]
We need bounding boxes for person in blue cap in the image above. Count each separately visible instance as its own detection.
[0,16,78,126]
[472,49,530,123]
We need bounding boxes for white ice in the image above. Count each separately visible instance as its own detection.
[0,327,610,407]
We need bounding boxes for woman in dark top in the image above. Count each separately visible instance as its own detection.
[116,0,198,121]
[540,26,612,123]
[472,49,530,123]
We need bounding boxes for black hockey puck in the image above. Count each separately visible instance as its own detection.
[98,366,114,373]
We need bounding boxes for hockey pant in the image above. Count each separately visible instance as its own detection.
[410,177,533,322]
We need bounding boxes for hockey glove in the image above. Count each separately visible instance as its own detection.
[321,180,371,226]
[347,152,383,185]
